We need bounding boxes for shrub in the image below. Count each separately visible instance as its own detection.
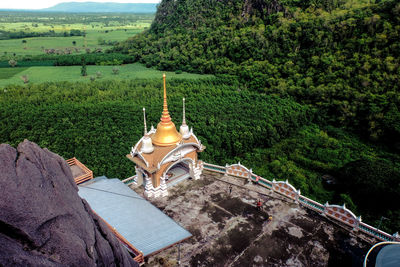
[81,65,87,76]
[20,75,29,84]
[8,59,17,67]
[112,67,120,75]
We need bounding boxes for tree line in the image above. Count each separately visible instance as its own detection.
[0,29,84,40]
[0,53,134,68]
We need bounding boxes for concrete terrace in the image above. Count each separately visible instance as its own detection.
[132,170,371,267]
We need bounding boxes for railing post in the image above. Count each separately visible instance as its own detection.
[322,202,329,217]
[393,232,400,242]
[295,189,300,203]
[271,179,276,192]
[354,216,361,232]
[223,163,229,178]
[249,168,252,182]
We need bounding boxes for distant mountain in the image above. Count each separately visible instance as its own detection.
[41,2,157,13]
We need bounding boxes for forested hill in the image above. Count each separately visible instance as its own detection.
[42,2,157,13]
[115,0,400,147]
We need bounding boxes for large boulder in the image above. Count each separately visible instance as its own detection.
[0,140,138,267]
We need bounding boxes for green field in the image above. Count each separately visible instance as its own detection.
[0,67,27,79]
[0,29,144,57]
[0,63,214,86]
[0,12,153,58]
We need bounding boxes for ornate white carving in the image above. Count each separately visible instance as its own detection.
[144,176,154,198]
[190,129,202,146]
[192,163,202,180]
[159,144,197,166]
[159,175,169,197]
[137,151,149,167]
[152,186,161,198]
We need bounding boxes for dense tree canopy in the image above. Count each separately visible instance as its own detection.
[1,77,399,232]
[0,78,311,178]
[114,0,400,146]
[1,0,399,235]
[111,0,400,232]
[337,158,400,230]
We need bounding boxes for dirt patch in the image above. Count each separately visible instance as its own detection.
[288,226,303,238]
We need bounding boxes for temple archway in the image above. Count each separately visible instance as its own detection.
[164,158,194,188]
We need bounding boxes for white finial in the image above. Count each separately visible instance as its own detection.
[180,100,190,139]
[182,97,186,125]
[143,107,147,135]
[141,107,154,153]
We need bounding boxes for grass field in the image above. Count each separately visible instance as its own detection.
[0,28,145,57]
[0,67,27,79]
[0,63,214,86]
[0,12,152,58]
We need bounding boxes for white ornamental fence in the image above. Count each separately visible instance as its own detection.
[203,162,400,243]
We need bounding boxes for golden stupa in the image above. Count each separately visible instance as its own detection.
[151,74,182,146]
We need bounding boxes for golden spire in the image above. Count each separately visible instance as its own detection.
[161,73,171,124]
[151,74,182,146]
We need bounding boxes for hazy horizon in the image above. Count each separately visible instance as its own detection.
[0,0,160,10]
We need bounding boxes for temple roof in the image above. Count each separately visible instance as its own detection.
[78,177,192,256]
[128,74,205,173]
[127,133,203,173]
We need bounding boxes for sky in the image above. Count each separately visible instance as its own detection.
[0,0,160,10]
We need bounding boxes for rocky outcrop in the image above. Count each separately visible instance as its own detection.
[0,140,138,267]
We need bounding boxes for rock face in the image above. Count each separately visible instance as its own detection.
[0,140,138,267]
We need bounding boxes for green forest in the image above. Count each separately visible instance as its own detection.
[0,0,399,235]
[1,77,399,233]
[115,0,400,147]
[111,0,400,233]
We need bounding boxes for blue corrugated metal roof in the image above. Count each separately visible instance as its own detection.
[78,176,191,256]
[376,244,400,267]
